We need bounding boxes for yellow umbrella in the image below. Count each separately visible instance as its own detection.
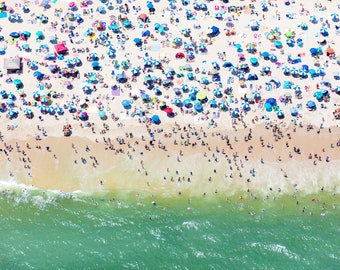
[196,91,207,100]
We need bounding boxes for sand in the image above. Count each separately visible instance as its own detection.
[0,0,339,197]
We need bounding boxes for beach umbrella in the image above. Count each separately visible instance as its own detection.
[266,98,277,106]
[151,115,161,124]
[310,15,318,24]
[219,102,228,111]
[231,108,239,118]
[334,86,340,94]
[213,88,223,98]
[27,61,38,70]
[55,106,64,115]
[198,43,207,52]
[33,71,44,81]
[109,23,120,33]
[210,99,217,108]
[212,61,220,70]
[13,79,22,87]
[320,27,329,37]
[249,57,258,66]
[286,38,295,47]
[24,108,33,117]
[8,93,16,101]
[317,67,325,77]
[184,43,193,51]
[229,66,238,75]
[33,91,41,100]
[7,108,19,119]
[48,106,55,115]
[331,13,339,22]
[194,102,203,112]
[290,107,298,116]
[183,99,192,108]
[276,110,285,119]
[82,85,92,94]
[9,32,20,38]
[264,103,272,112]
[141,93,150,102]
[38,104,48,114]
[153,86,162,96]
[133,38,142,47]
[78,111,88,121]
[181,84,189,92]
[242,102,250,111]
[123,20,132,28]
[153,60,162,68]
[0,90,8,99]
[6,99,14,106]
[173,37,183,46]
[164,107,173,115]
[196,91,207,100]
[282,66,290,75]
[248,73,258,81]
[334,72,340,80]
[142,30,151,37]
[98,110,107,120]
[121,100,131,110]
[270,54,277,63]
[299,70,308,78]
[207,26,220,37]
[253,91,261,100]
[181,28,191,37]
[314,91,324,101]
[131,67,140,76]
[306,100,316,110]
[273,40,282,48]
[174,98,183,107]
[290,68,299,77]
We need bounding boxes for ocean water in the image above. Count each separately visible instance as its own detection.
[0,187,339,269]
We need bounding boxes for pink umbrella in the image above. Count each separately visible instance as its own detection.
[69,2,76,8]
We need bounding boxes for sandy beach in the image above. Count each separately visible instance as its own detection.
[0,0,339,198]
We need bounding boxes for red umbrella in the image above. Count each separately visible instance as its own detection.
[176,52,185,59]
[164,107,173,114]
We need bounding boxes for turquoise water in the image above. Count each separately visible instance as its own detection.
[0,188,339,269]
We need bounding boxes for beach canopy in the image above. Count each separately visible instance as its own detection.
[306,100,316,110]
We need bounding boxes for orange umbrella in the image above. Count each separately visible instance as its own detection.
[327,47,334,54]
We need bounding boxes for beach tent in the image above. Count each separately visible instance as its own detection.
[54,43,68,55]
[116,73,127,83]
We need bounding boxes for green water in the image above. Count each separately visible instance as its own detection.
[0,188,339,269]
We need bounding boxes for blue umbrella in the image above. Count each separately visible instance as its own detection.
[286,38,295,47]
[262,51,270,59]
[174,98,182,107]
[331,13,339,22]
[310,15,318,24]
[194,102,203,112]
[33,91,41,100]
[270,54,277,62]
[142,30,150,37]
[276,110,285,119]
[121,100,131,109]
[320,27,329,37]
[173,37,183,46]
[210,99,217,108]
[7,108,19,119]
[131,67,140,76]
[317,67,325,76]
[181,84,189,92]
[306,100,316,109]
[290,107,298,116]
[98,110,107,119]
[219,102,228,111]
[8,93,16,100]
[253,91,261,99]
[231,108,239,118]
[0,90,8,98]
[82,85,92,94]
[48,106,55,115]
[242,102,250,111]
[151,115,161,124]
[9,32,20,38]
[153,86,162,96]
[282,66,290,74]
[266,98,277,106]
[213,88,222,98]
[24,108,33,116]
[55,106,64,115]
